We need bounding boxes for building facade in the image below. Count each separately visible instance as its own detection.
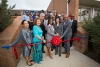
[47,0,100,22]
[47,0,79,20]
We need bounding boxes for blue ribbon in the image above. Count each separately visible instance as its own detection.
[76,35,88,39]
[1,33,22,50]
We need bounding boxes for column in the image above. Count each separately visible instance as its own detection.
[92,6,95,18]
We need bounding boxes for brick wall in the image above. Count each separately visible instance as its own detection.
[47,0,67,14]
[69,0,79,20]
[0,16,22,67]
[47,0,79,20]
[73,27,88,53]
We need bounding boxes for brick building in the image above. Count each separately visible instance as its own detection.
[47,0,100,21]
[47,0,79,20]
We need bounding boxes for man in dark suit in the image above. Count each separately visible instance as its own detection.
[40,13,46,53]
[70,15,77,47]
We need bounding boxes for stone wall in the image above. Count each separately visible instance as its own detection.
[73,27,88,53]
[0,16,22,67]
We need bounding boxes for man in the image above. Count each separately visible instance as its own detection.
[60,14,72,58]
[40,13,46,53]
[70,15,77,47]
[22,10,34,31]
[49,13,54,19]
[22,10,30,21]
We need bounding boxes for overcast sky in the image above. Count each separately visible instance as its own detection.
[5,0,51,10]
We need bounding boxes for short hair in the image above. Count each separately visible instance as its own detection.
[34,17,41,25]
[26,10,29,13]
[40,13,45,17]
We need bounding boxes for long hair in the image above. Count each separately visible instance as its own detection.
[21,20,27,25]
[55,17,61,24]
[48,17,53,25]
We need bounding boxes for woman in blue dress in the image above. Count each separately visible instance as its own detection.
[32,18,46,64]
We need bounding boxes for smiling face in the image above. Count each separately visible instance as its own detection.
[23,21,29,29]
[56,18,60,23]
[37,19,41,26]
[26,11,29,16]
[49,19,53,25]
[64,15,68,21]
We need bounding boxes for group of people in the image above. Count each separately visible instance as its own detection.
[21,10,77,66]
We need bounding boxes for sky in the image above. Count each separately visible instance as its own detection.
[1,0,51,10]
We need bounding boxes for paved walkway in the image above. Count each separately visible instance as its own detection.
[17,46,100,67]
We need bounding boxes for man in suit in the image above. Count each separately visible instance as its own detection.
[60,14,72,58]
[40,13,46,53]
[70,15,77,47]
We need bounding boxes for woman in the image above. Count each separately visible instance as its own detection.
[54,17,63,57]
[33,11,39,20]
[29,12,34,30]
[21,20,33,66]
[46,18,58,59]
[32,18,46,64]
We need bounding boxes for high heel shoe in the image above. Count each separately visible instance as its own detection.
[50,55,53,59]
[27,62,33,66]
[30,60,33,62]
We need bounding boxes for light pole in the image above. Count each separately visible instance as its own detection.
[67,0,69,15]
[67,0,70,15]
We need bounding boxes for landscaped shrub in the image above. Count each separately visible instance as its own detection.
[82,9,100,63]
[0,0,15,32]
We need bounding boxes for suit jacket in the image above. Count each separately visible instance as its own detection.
[54,23,63,36]
[21,28,32,48]
[62,20,72,37]
[40,20,47,36]
[46,24,56,40]
[71,20,77,35]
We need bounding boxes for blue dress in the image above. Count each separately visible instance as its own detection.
[32,25,43,64]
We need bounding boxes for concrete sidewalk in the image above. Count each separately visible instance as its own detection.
[17,47,100,67]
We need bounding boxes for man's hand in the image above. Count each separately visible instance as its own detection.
[60,36,63,39]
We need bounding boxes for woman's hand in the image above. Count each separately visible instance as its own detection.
[43,40,46,43]
[56,33,59,36]
[28,46,31,49]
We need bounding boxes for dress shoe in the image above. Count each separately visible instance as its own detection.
[62,52,66,54]
[59,55,61,57]
[66,54,70,58]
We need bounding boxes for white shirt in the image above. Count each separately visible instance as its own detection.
[48,24,55,32]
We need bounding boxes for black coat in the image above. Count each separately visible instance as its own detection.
[71,20,77,35]
[40,23,47,37]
